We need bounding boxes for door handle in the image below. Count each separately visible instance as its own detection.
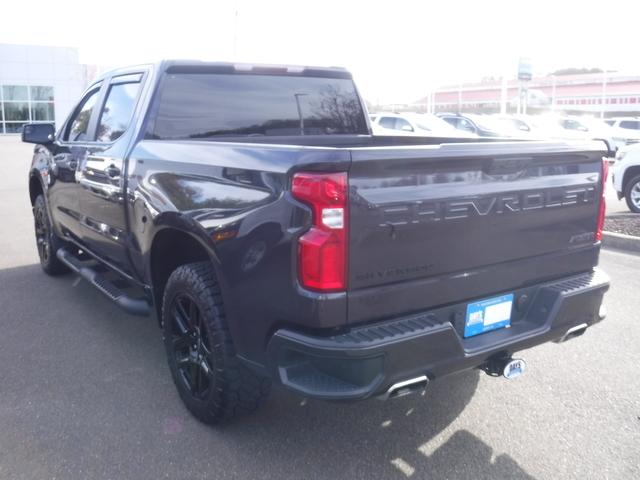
[106,164,121,178]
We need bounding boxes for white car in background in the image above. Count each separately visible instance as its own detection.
[493,115,538,136]
[602,117,640,152]
[612,142,640,213]
[370,112,476,138]
[438,113,518,137]
[563,116,615,154]
[516,115,615,154]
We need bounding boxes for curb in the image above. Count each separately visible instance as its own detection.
[602,231,640,254]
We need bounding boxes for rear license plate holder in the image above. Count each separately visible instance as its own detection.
[464,293,514,338]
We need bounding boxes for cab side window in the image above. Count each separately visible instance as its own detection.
[441,116,458,128]
[96,77,142,143]
[379,117,396,130]
[395,117,413,132]
[64,87,101,142]
[458,118,476,133]
[562,119,587,131]
[620,120,640,130]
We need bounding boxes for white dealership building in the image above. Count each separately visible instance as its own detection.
[0,43,96,134]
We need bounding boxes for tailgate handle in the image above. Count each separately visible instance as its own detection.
[487,157,531,175]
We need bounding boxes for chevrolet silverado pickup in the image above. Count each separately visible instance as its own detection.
[23,61,610,424]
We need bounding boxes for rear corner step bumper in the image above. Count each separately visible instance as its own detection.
[266,269,609,401]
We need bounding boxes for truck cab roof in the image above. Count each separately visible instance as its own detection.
[93,60,352,85]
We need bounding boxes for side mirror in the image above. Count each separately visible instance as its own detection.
[22,123,55,144]
[401,125,413,132]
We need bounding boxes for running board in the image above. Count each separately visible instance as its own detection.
[56,248,150,316]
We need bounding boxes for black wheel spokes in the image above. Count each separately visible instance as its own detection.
[34,208,49,262]
[171,295,213,398]
[173,298,192,338]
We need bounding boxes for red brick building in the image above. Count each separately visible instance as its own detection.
[414,73,640,116]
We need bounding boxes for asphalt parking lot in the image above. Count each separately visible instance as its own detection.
[0,136,638,480]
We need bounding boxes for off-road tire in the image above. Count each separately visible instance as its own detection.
[33,194,70,275]
[162,261,271,424]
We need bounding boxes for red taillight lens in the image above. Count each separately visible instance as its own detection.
[292,172,348,291]
[595,158,609,242]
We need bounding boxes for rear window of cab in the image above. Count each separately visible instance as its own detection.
[149,73,368,139]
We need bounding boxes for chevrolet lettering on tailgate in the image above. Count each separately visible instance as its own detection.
[379,185,596,226]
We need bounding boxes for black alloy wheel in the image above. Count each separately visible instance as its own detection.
[34,202,51,264]
[33,194,69,275]
[169,294,215,399]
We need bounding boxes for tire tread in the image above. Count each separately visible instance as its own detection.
[162,261,270,424]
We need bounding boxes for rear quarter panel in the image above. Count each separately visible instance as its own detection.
[126,140,350,361]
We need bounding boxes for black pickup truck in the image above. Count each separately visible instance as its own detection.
[23,61,609,424]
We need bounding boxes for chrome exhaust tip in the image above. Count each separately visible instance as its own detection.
[559,323,589,343]
[598,303,607,320]
[381,375,429,400]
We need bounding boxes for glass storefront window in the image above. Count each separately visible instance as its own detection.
[30,86,54,101]
[5,123,27,133]
[31,103,55,121]
[1,84,55,133]
[3,85,29,101]
[4,102,30,121]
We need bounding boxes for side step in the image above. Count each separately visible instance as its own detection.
[56,248,151,316]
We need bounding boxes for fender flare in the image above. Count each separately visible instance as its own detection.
[144,212,229,322]
[28,168,47,204]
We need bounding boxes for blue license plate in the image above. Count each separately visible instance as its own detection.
[464,293,514,338]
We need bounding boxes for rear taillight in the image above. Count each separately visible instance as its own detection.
[595,158,609,242]
[291,172,348,292]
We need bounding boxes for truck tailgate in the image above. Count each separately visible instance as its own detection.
[347,141,605,324]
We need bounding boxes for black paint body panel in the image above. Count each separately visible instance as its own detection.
[347,142,605,324]
[26,60,609,384]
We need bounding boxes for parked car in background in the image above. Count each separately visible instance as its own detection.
[517,115,615,155]
[612,142,640,212]
[561,117,614,153]
[370,112,476,137]
[602,117,640,152]
[437,113,519,137]
[493,115,537,135]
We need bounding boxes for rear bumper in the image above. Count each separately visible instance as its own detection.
[266,269,609,401]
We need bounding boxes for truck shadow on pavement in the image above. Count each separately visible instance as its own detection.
[0,263,536,480]
[220,373,536,479]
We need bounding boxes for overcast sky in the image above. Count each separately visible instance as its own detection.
[2,0,640,103]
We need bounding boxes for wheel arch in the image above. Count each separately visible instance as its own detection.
[622,165,640,193]
[147,225,223,325]
[28,171,45,206]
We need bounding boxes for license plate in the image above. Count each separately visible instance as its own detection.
[464,293,514,338]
